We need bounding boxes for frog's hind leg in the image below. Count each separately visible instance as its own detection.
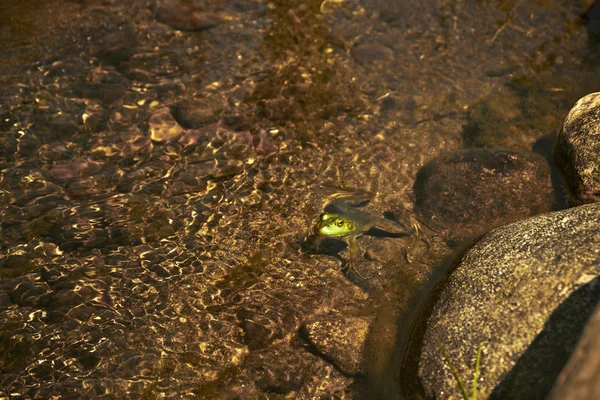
[320,185,372,207]
[346,235,359,260]
[341,235,363,277]
[342,258,363,278]
[406,215,430,249]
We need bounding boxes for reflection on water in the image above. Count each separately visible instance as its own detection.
[0,0,598,397]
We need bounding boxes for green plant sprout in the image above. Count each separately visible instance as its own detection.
[440,342,483,400]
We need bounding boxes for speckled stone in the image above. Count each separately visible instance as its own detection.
[418,202,600,399]
[301,313,373,376]
[555,92,600,205]
[548,302,600,400]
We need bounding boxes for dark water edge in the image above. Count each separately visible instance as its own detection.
[394,236,485,400]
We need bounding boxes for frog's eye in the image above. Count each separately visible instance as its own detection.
[320,213,331,221]
[336,219,344,227]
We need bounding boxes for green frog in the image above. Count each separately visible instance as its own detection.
[313,187,415,265]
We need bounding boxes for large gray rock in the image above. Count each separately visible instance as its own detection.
[555,92,600,205]
[548,302,600,400]
[418,203,600,399]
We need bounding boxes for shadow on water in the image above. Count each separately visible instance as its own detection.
[490,277,600,399]
[356,234,485,400]
[532,133,569,210]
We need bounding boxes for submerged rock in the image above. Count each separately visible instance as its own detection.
[175,97,220,128]
[554,92,600,205]
[351,40,395,64]
[148,107,183,143]
[301,312,373,376]
[51,158,105,180]
[418,203,600,399]
[462,93,524,149]
[414,149,555,244]
[245,342,315,393]
[155,2,220,32]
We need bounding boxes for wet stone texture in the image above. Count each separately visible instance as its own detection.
[301,312,374,376]
[418,203,600,399]
[555,92,600,205]
[414,149,556,244]
[245,341,315,393]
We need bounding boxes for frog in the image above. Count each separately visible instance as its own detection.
[312,187,415,267]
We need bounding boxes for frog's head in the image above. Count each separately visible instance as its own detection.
[314,212,356,237]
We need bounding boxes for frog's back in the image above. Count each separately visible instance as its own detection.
[320,185,413,235]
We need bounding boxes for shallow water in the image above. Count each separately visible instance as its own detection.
[0,0,598,398]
